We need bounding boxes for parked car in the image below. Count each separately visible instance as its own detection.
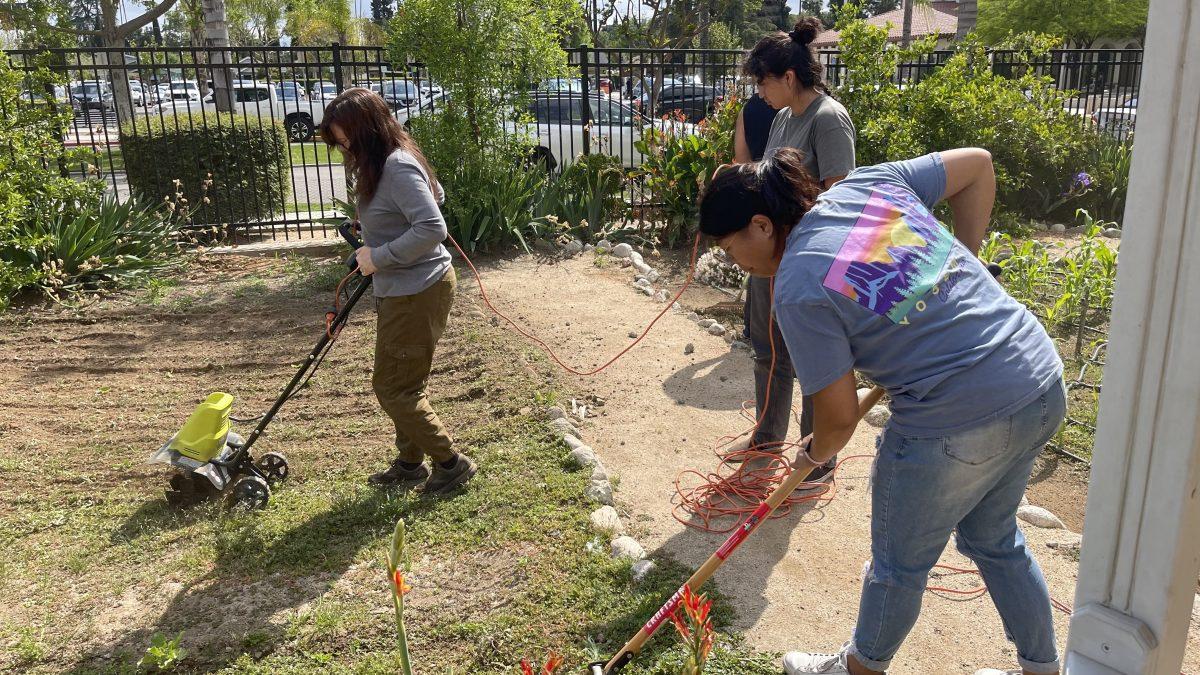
[70,81,114,111]
[277,81,308,102]
[1093,95,1137,140]
[126,80,148,107]
[372,80,427,110]
[538,78,584,93]
[166,80,202,102]
[311,81,338,101]
[513,91,696,171]
[626,76,681,113]
[653,83,722,123]
[153,81,325,143]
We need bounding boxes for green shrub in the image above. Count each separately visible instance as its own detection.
[635,95,739,247]
[120,114,290,227]
[0,52,105,309]
[1080,135,1132,224]
[1,194,184,302]
[835,22,1099,223]
[536,153,627,243]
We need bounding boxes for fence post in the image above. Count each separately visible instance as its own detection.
[332,43,344,93]
[580,44,591,156]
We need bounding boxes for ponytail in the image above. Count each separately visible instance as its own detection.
[698,148,821,253]
[743,17,827,92]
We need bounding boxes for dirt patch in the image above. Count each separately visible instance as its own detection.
[457,247,1200,674]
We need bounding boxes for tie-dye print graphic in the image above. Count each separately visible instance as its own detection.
[822,183,953,324]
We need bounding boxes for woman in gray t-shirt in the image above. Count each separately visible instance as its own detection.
[732,16,857,485]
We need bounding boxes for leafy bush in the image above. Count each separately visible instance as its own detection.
[0,52,107,308]
[121,114,290,227]
[536,153,627,243]
[635,95,739,247]
[979,209,1118,332]
[2,195,184,302]
[1080,135,1132,224]
[835,22,1100,224]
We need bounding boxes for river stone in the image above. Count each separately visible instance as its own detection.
[654,289,670,302]
[864,405,891,427]
[590,505,623,534]
[1050,223,1067,233]
[687,312,701,322]
[547,406,567,421]
[631,559,657,583]
[562,239,584,256]
[1017,504,1065,529]
[549,418,581,438]
[562,434,587,451]
[697,318,716,328]
[1103,228,1122,239]
[586,479,613,505]
[568,446,598,468]
[684,343,695,355]
[612,243,633,258]
[610,536,646,560]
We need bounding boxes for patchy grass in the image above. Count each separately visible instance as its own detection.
[0,253,777,674]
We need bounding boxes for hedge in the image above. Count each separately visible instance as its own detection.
[120,114,290,227]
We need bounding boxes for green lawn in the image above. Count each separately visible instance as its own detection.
[0,256,777,674]
[69,142,341,175]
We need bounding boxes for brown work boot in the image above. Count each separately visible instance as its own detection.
[368,458,431,490]
[421,454,477,495]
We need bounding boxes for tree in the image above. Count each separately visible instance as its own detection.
[370,0,394,26]
[976,0,1148,47]
[226,0,285,45]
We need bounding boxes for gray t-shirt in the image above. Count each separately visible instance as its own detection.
[360,149,452,298]
[773,153,1063,435]
[764,94,856,182]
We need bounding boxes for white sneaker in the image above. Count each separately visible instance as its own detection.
[974,670,1021,675]
[782,642,852,674]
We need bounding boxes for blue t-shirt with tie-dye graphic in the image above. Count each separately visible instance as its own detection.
[773,152,1063,436]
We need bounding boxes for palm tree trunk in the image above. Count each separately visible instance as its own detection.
[901,0,914,47]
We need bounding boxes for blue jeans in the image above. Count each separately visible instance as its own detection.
[850,379,1067,674]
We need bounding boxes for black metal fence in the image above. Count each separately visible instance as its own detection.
[4,44,1142,242]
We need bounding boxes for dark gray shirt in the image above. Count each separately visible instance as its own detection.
[764,94,857,182]
[360,149,451,297]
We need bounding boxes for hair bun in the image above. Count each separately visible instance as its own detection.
[789,16,821,45]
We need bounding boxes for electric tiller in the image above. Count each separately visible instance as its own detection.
[588,387,886,674]
[148,221,370,510]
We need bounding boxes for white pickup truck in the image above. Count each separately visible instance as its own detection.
[154,81,326,143]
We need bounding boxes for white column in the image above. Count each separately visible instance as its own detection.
[1065,0,1200,673]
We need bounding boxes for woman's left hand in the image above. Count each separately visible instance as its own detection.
[356,246,378,276]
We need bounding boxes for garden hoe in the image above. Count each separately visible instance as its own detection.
[148,221,370,510]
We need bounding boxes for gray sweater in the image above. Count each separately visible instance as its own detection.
[360,149,452,297]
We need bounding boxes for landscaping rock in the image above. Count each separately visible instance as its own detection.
[590,505,623,534]
[633,277,652,289]
[731,340,749,350]
[628,330,638,338]
[707,323,726,336]
[684,343,695,355]
[687,312,701,322]
[1020,493,1029,507]
[640,287,654,296]
[562,239,584,256]
[586,479,614,505]
[547,406,567,421]
[864,405,891,427]
[633,261,652,275]
[631,559,657,583]
[646,270,660,283]
[653,289,670,302]
[1017,504,1065,529]
[697,318,716,328]
[562,434,587,451]
[1102,228,1122,239]
[549,418,581,438]
[1047,531,1082,553]
[583,244,595,252]
[569,446,599,468]
[1050,223,1067,233]
[610,536,646,560]
[629,251,644,266]
[723,332,735,343]
[597,239,612,250]
[590,462,609,482]
[1032,221,1050,232]
[611,243,633,258]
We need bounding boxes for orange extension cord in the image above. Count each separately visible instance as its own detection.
[329,232,1072,616]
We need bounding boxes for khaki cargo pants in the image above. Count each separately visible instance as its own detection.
[373,267,457,464]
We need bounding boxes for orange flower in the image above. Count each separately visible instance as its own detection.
[542,651,564,674]
[392,569,412,596]
[520,658,535,675]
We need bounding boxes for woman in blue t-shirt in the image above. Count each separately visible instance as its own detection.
[697,147,1065,675]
